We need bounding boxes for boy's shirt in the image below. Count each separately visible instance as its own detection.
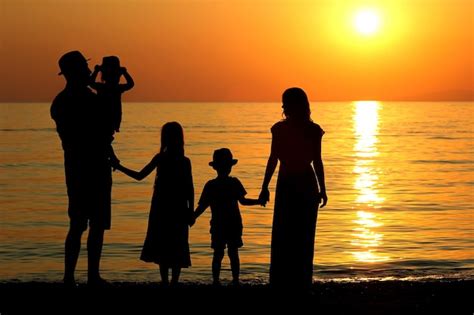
[199,176,246,234]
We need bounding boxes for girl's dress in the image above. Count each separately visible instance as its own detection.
[140,153,193,267]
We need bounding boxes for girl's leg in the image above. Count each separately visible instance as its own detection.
[212,248,225,285]
[228,246,240,284]
[171,267,181,285]
[159,264,169,285]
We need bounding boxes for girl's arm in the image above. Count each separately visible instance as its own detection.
[120,67,135,91]
[115,155,158,181]
[194,182,210,220]
[187,159,195,226]
[193,203,208,221]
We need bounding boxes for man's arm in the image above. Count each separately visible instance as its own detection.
[89,65,101,90]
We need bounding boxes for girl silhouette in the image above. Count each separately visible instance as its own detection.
[114,122,194,285]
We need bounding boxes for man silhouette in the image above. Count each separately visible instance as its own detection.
[51,51,114,287]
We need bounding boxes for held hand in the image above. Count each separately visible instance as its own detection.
[109,156,121,171]
[189,214,196,227]
[319,192,328,208]
[120,67,127,74]
[259,188,270,207]
[94,64,101,71]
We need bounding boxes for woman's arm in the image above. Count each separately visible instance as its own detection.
[259,134,278,205]
[115,155,158,181]
[314,159,327,208]
[262,154,278,189]
[313,134,328,208]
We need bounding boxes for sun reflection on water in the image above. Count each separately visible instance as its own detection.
[352,101,389,263]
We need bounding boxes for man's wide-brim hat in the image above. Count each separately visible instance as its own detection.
[58,50,89,75]
[209,148,238,167]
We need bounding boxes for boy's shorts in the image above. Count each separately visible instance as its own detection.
[211,234,243,249]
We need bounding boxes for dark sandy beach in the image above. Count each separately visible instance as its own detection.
[1,280,472,314]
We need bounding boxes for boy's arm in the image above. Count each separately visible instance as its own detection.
[239,197,263,206]
[120,67,135,91]
[115,155,157,181]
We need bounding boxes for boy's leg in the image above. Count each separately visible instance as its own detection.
[159,265,169,285]
[212,248,225,284]
[228,246,240,284]
[171,267,181,285]
[87,226,105,284]
[64,224,84,285]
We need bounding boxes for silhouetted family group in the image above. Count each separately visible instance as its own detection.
[51,50,328,291]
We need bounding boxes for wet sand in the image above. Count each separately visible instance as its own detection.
[1,280,473,314]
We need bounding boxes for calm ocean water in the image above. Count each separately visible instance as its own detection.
[0,102,473,284]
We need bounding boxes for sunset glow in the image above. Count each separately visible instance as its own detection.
[352,101,388,263]
[1,0,472,102]
[354,9,381,35]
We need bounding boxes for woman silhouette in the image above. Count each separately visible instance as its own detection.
[259,87,328,290]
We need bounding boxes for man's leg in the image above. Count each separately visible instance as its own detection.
[64,224,84,285]
[87,226,105,283]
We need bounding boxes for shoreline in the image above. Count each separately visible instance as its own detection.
[1,280,472,314]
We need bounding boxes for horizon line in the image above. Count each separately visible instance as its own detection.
[1,99,473,103]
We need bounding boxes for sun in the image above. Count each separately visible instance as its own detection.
[354,9,381,36]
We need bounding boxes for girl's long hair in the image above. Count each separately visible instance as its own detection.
[282,87,312,122]
[160,121,184,157]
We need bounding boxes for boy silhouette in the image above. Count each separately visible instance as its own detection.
[90,55,134,133]
[193,148,264,285]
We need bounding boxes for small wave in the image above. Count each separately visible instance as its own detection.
[0,162,62,168]
[0,128,55,132]
[428,136,459,140]
[411,159,472,165]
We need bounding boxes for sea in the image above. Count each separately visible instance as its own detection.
[0,101,473,284]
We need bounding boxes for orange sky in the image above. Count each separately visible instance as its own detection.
[1,0,472,102]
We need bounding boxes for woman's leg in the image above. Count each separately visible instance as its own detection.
[159,264,169,285]
[171,267,181,285]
